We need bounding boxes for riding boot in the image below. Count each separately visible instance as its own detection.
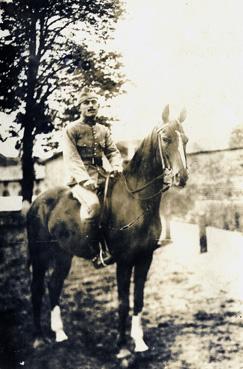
[80,217,113,268]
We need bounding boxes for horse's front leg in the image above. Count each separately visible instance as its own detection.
[132,252,153,352]
[48,249,72,342]
[116,262,133,358]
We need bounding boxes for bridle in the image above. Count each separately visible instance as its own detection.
[120,128,176,201]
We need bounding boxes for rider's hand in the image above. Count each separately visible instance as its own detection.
[82,179,97,191]
[110,167,123,177]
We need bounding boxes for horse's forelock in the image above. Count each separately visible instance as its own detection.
[159,120,183,138]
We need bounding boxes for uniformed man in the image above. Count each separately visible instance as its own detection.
[62,87,123,267]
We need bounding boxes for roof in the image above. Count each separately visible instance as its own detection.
[0,153,20,166]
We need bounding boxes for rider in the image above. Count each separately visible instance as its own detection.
[62,87,123,267]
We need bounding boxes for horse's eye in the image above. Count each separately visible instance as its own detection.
[162,137,170,144]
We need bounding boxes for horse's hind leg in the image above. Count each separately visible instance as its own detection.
[48,247,72,342]
[132,252,153,352]
[31,252,48,348]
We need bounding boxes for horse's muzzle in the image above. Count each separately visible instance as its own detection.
[174,169,188,188]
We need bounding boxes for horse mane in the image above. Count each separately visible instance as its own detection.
[124,127,161,179]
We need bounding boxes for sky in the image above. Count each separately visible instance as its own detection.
[1,0,243,156]
[108,0,243,151]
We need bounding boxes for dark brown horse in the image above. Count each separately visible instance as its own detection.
[27,105,189,357]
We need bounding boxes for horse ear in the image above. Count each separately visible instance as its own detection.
[162,104,170,123]
[178,108,187,123]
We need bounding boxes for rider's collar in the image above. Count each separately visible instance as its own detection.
[83,117,96,126]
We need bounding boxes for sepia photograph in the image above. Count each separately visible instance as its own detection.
[0,1,242,368]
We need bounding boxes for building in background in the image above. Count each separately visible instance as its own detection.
[0,153,45,198]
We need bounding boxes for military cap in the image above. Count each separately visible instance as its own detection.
[79,87,98,104]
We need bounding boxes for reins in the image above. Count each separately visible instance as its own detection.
[121,173,170,201]
[121,172,164,194]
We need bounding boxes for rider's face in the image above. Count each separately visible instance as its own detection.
[80,98,99,118]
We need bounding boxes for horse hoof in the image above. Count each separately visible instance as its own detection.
[134,339,149,353]
[56,330,68,342]
[116,348,132,359]
[33,337,45,349]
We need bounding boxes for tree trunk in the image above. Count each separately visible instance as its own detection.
[21,121,34,203]
[21,14,38,203]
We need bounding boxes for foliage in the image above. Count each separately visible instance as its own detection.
[0,0,125,201]
[228,124,243,148]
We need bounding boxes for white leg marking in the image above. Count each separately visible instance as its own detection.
[131,314,149,352]
[51,305,68,342]
[176,130,186,168]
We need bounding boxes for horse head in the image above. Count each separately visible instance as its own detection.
[157,104,189,188]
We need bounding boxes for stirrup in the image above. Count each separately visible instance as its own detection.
[92,243,114,269]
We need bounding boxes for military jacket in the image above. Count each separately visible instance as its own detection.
[63,119,123,186]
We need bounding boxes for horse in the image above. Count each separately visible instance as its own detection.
[26,104,189,358]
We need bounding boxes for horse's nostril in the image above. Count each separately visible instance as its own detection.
[180,175,188,187]
[174,172,188,187]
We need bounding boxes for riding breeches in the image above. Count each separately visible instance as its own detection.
[71,184,100,221]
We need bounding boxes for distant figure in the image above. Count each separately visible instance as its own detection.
[63,87,123,267]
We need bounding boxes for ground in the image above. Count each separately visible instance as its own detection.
[0,221,242,369]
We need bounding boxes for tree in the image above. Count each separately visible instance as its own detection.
[229,124,243,148]
[0,0,125,202]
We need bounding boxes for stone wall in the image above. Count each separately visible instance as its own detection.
[0,212,32,366]
[161,147,243,231]
[188,147,243,199]
[0,212,29,311]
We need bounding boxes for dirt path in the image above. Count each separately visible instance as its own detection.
[1,223,242,369]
